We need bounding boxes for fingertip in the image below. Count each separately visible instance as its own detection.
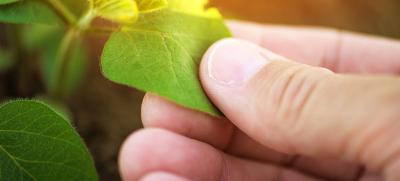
[141,94,194,130]
[119,128,223,181]
[119,129,153,181]
[119,129,174,181]
[200,38,286,94]
[141,93,153,126]
[141,93,174,128]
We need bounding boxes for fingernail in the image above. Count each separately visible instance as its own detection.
[206,39,271,86]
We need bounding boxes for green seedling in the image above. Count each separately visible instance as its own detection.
[0,0,230,179]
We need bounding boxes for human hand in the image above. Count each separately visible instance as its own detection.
[119,21,400,181]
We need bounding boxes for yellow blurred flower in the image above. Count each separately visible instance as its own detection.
[88,0,220,25]
[90,0,139,24]
[168,0,221,18]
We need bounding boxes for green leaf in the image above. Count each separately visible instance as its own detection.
[101,10,231,116]
[35,96,73,121]
[0,0,20,5]
[0,100,97,180]
[0,0,61,25]
[136,0,168,13]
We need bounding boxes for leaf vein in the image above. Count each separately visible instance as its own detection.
[0,130,85,154]
[0,145,37,181]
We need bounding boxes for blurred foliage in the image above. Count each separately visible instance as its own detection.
[62,0,89,17]
[19,25,87,97]
[0,0,61,25]
[211,0,400,38]
[0,48,14,72]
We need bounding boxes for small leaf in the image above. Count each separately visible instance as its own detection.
[136,0,168,13]
[0,100,98,180]
[101,10,231,116]
[0,0,20,5]
[91,0,139,24]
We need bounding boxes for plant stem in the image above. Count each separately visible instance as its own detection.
[78,10,96,30]
[43,1,106,100]
[50,29,78,99]
[46,0,77,25]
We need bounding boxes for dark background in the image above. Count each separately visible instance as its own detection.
[211,0,400,38]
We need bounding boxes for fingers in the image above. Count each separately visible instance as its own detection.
[199,38,400,179]
[141,93,290,164]
[118,129,222,181]
[142,93,234,150]
[119,128,317,181]
[142,93,362,180]
[227,20,400,74]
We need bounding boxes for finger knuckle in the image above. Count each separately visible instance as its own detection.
[258,63,331,139]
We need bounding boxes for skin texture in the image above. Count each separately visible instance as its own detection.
[119,21,400,181]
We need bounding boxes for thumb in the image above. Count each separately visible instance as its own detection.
[200,38,400,179]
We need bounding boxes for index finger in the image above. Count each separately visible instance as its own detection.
[228,20,400,74]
